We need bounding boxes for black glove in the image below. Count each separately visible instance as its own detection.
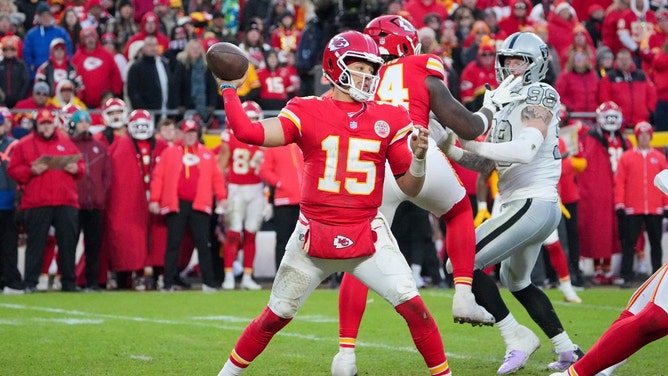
[616,208,626,218]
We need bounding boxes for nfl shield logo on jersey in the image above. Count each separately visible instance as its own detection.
[333,235,354,249]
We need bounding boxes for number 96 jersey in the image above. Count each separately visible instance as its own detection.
[492,81,562,203]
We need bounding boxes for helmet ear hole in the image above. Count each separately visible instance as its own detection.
[340,74,348,84]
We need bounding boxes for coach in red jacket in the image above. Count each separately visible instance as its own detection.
[614,122,668,287]
[149,119,227,291]
[7,109,84,292]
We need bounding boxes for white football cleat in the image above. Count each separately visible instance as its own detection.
[37,274,49,291]
[497,325,541,374]
[452,291,495,326]
[331,350,357,376]
[559,282,582,304]
[240,275,261,290]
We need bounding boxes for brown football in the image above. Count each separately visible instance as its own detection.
[206,42,250,81]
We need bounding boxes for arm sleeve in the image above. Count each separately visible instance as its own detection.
[221,89,266,145]
[465,127,544,164]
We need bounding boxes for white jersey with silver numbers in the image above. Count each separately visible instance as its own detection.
[491,81,561,203]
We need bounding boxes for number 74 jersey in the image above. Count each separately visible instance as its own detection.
[278,96,415,225]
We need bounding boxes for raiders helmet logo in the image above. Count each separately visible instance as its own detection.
[333,235,354,249]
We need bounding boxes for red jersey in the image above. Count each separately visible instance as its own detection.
[279,97,413,225]
[375,54,445,127]
[257,67,291,101]
[221,129,264,185]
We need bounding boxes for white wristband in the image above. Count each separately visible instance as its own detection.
[409,155,426,178]
[477,201,487,210]
[474,111,490,133]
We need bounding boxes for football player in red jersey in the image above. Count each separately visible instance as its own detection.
[215,30,452,376]
[332,14,512,375]
[218,101,266,291]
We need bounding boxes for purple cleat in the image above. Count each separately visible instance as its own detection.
[548,345,585,371]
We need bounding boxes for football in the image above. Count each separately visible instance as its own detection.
[206,42,249,81]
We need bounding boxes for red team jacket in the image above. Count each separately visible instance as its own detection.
[614,147,668,215]
[259,143,303,206]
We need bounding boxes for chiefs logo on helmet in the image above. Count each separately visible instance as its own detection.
[328,36,350,51]
[333,235,354,249]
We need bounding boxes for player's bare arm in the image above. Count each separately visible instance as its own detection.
[521,105,552,137]
[456,151,496,175]
[217,141,231,172]
[426,76,486,140]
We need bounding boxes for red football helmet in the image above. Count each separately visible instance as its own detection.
[596,101,623,132]
[322,30,384,102]
[58,103,81,130]
[242,101,263,121]
[127,109,154,140]
[364,15,421,59]
[102,98,128,129]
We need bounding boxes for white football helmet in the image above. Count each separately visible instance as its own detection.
[127,109,154,140]
[495,32,549,85]
[102,98,128,129]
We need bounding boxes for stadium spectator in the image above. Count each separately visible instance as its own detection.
[68,109,111,291]
[0,114,24,295]
[48,79,86,109]
[163,24,188,72]
[22,1,73,78]
[558,24,597,74]
[101,109,168,290]
[583,4,605,48]
[547,1,579,63]
[237,64,262,103]
[259,141,303,271]
[556,107,588,288]
[256,49,292,111]
[100,33,128,83]
[597,46,615,78]
[58,7,82,48]
[240,22,272,69]
[241,0,271,32]
[578,101,630,285]
[80,0,110,32]
[171,39,218,122]
[155,118,177,145]
[15,0,38,34]
[35,37,82,96]
[93,97,128,146]
[617,0,656,64]
[555,51,599,114]
[123,11,170,59]
[7,108,84,293]
[481,7,508,43]
[126,36,172,118]
[461,20,491,66]
[149,119,227,292]
[216,30,450,376]
[601,0,632,55]
[0,35,30,108]
[614,122,668,288]
[14,82,58,116]
[598,48,656,129]
[105,0,138,52]
[207,10,238,44]
[72,27,123,108]
[459,36,497,111]
[651,38,668,131]
[403,0,448,29]
[270,10,301,59]
[497,0,533,35]
[218,103,266,291]
[443,32,583,374]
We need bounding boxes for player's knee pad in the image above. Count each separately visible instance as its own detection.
[268,264,313,318]
[499,262,531,292]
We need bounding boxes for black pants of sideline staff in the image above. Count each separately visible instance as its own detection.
[79,209,103,289]
[0,209,23,290]
[24,205,79,291]
[164,200,216,289]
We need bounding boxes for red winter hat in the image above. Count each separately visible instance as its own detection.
[634,121,654,138]
[36,109,55,124]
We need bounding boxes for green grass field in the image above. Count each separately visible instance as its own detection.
[0,286,665,376]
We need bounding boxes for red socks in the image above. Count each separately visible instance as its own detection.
[242,230,256,269]
[228,307,292,369]
[441,198,475,284]
[337,274,368,347]
[544,240,570,280]
[223,231,242,269]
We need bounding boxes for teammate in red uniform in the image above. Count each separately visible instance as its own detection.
[219,101,266,291]
[331,14,523,375]
[215,30,452,376]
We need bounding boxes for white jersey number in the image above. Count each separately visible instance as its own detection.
[376,64,409,110]
[232,148,263,176]
[318,136,381,195]
[525,85,558,109]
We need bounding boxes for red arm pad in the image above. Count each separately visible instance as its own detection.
[222,89,266,145]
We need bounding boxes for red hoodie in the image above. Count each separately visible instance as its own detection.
[123,12,170,59]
